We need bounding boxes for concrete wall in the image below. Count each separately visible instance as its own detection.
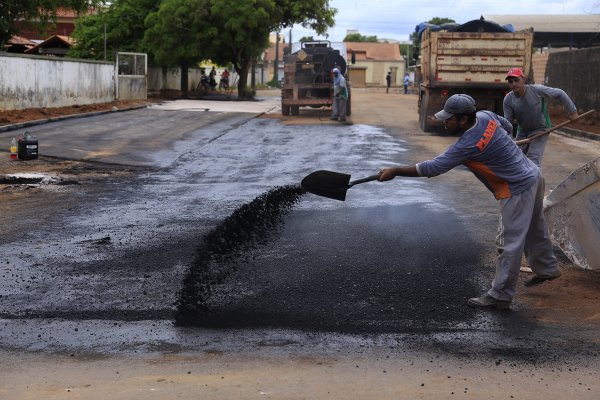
[148,67,203,91]
[545,47,600,112]
[117,75,147,100]
[147,66,241,92]
[0,52,114,110]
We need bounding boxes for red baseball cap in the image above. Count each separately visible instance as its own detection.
[506,68,524,79]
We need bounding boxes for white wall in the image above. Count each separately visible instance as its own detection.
[148,66,241,92]
[0,53,115,110]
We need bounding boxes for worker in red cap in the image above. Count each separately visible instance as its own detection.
[503,67,579,167]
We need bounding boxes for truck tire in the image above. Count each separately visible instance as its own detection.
[419,91,433,132]
[281,98,290,116]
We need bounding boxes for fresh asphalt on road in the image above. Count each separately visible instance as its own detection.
[1,97,598,367]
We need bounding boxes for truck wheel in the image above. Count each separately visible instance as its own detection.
[291,106,299,116]
[419,92,432,132]
[281,98,290,116]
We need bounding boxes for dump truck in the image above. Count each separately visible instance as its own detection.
[281,41,351,116]
[418,21,534,132]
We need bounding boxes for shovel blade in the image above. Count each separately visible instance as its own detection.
[301,170,351,201]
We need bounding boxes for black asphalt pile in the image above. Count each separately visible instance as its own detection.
[175,184,306,326]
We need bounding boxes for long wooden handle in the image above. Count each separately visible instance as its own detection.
[516,109,596,146]
[348,175,380,187]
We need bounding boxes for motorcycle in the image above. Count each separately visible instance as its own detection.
[197,74,210,93]
[219,77,229,90]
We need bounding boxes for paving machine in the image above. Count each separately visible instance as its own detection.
[281,41,351,116]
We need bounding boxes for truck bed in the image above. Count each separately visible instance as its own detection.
[421,30,533,87]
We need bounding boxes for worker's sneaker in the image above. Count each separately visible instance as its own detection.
[338,117,347,122]
[467,294,511,310]
[524,272,561,287]
[330,116,339,120]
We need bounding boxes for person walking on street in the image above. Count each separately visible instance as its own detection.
[403,72,410,94]
[377,94,561,309]
[331,67,348,122]
[386,72,392,94]
[503,67,579,167]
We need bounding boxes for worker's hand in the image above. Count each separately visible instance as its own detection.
[569,111,579,121]
[377,168,397,182]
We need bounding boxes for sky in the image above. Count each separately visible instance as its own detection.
[287,0,600,43]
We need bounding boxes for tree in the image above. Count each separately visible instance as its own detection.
[428,17,455,26]
[299,36,315,42]
[343,32,378,42]
[68,0,160,61]
[0,0,104,49]
[201,0,336,99]
[143,0,211,98]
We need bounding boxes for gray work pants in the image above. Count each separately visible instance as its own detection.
[518,131,548,167]
[332,96,347,120]
[488,173,559,301]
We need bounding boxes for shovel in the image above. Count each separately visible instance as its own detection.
[301,170,380,201]
[515,109,595,146]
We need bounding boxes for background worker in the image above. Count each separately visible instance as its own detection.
[403,72,410,94]
[386,71,392,94]
[377,94,561,309]
[331,67,348,122]
[503,67,579,167]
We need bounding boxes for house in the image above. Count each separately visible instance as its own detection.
[15,7,91,41]
[345,42,404,88]
[3,35,37,53]
[24,35,74,57]
[261,41,286,85]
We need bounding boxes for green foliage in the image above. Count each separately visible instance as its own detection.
[67,0,337,99]
[68,0,159,61]
[201,0,336,99]
[343,32,378,42]
[299,36,315,42]
[0,0,105,49]
[143,0,209,66]
[428,17,455,26]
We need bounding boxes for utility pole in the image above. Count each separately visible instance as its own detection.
[104,23,107,61]
[273,31,280,86]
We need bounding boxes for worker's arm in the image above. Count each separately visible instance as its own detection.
[533,84,578,117]
[378,165,419,181]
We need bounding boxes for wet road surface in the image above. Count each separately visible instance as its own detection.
[2,104,600,385]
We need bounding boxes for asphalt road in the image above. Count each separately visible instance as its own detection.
[1,93,599,399]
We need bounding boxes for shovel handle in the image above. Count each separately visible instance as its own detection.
[516,109,596,146]
[348,174,380,187]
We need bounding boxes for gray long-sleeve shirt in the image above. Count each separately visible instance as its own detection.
[416,111,538,200]
[503,84,577,138]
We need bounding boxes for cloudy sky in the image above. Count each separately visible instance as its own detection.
[288,0,600,42]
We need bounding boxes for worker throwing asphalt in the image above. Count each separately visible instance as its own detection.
[503,67,579,167]
[331,67,348,122]
[377,94,561,309]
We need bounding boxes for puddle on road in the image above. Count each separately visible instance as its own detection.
[175,184,306,326]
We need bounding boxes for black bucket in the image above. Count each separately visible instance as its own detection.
[18,133,38,160]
